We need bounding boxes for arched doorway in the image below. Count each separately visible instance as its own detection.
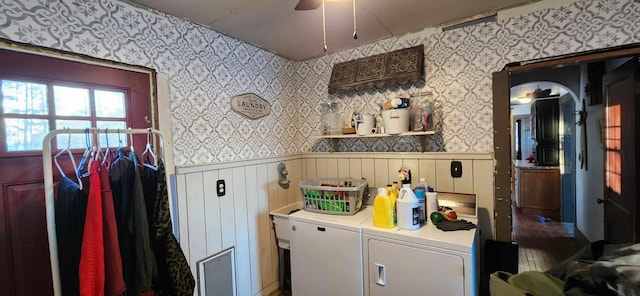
[511,81,577,223]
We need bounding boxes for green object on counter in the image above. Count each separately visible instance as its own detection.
[320,200,344,212]
[430,212,444,224]
[305,189,349,213]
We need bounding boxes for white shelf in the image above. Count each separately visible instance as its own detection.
[315,130,437,152]
[315,130,436,139]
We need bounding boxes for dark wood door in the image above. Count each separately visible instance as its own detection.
[0,47,153,295]
[602,57,640,243]
[533,98,560,166]
[0,158,55,295]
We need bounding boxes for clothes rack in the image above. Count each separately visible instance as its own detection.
[42,128,167,296]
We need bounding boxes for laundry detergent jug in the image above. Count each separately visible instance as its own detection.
[373,188,395,228]
[397,184,420,230]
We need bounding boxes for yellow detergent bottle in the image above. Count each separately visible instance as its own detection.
[387,184,398,224]
[373,188,395,228]
[392,181,400,196]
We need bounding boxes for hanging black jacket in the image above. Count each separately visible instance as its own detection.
[142,160,194,295]
[55,177,88,296]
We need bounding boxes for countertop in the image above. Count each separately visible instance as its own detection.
[513,159,559,170]
[361,218,477,253]
[289,205,476,253]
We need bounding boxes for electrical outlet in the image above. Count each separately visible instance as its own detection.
[216,180,226,196]
[451,161,462,178]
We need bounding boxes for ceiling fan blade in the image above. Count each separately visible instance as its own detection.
[295,0,322,10]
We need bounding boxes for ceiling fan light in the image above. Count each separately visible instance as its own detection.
[518,97,532,104]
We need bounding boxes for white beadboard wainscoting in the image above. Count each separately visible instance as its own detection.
[174,152,494,296]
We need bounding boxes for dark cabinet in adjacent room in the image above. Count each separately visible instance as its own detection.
[531,98,559,166]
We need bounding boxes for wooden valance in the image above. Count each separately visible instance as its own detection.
[328,45,424,94]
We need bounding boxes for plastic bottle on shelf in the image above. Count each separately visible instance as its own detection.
[397,184,420,230]
[415,188,426,224]
[423,104,434,131]
[392,181,399,196]
[415,178,428,192]
[411,100,424,131]
[373,188,395,228]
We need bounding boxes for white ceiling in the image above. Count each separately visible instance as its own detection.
[510,81,570,105]
[128,0,535,61]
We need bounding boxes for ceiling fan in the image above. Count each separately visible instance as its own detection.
[294,0,358,52]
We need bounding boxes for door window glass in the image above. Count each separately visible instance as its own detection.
[4,118,49,151]
[1,80,48,115]
[605,104,621,195]
[1,78,131,152]
[53,86,91,116]
[95,90,126,118]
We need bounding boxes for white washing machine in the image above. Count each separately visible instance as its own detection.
[361,213,478,296]
[287,191,479,296]
[288,206,372,296]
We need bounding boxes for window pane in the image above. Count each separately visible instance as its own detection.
[1,80,48,115]
[95,90,126,118]
[4,118,49,151]
[55,120,91,149]
[96,121,127,148]
[54,86,90,116]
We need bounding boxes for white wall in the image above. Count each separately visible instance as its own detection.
[174,152,494,295]
[575,64,604,241]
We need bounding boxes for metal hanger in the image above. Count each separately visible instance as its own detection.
[128,127,135,153]
[141,127,158,170]
[117,128,123,148]
[77,128,92,179]
[87,128,101,170]
[54,128,82,190]
[101,128,115,168]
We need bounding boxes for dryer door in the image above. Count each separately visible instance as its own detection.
[367,239,465,296]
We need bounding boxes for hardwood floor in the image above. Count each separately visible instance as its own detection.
[268,290,290,296]
[513,206,585,272]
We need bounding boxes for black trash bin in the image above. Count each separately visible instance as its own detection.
[481,240,518,296]
[278,248,292,294]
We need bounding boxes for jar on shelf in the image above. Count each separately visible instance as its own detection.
[321,102,342,135]
[410,93,426,131]
[410,92,437,132]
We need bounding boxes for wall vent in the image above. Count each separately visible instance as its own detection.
[197,247,236,296]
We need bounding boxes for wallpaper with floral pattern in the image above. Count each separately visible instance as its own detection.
[0,0,639,164]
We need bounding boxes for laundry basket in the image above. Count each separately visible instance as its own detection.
[298,178,367,215]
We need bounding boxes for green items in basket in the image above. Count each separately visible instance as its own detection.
[305,189,349,212]
[299,178,366,215]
